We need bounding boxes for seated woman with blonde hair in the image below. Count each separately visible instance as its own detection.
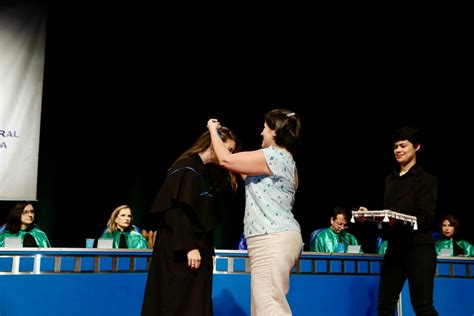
[100,205,149,249]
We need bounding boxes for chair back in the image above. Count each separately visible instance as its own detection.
[237,233,247,250]
[141,229,157,248]
[375,236,384,252]
[309,228,324,244]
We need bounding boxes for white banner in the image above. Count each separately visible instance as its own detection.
[0,2,47,200]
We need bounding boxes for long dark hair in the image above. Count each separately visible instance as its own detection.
[176,127,239,160]
[6,201,35,234]
[174,126,241,192]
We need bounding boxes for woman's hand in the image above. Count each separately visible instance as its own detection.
[355,206,368,222]
[207,119,221,132]
[187,249,201,270]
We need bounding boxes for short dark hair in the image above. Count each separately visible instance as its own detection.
[392,126,421,146]
[331,206,347,221]
[264,109,302,151]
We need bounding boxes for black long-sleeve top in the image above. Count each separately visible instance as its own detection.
[383,164,438,244]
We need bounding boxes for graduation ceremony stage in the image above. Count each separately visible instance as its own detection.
[0,249,473,316]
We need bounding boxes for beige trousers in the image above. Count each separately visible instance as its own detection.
[246,231,302,316]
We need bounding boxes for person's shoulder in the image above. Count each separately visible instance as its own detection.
[31,226,48,235]
[170,155,193,169]
[129,230,143,236]
[385,169,398,181]
[415,165,437,182]
[102,227,114,235]
[262,146,294,170]
[344,230,357,238]
[264,146,291,158]
[316,227,330,236]
[263,146,289,157]
[260,146,274,156]
[169,155,201,176]
[0,230,14,237]
[424,172,437,184]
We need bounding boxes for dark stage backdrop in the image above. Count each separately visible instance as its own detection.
[1,3,473,251]
[3,103,472,251]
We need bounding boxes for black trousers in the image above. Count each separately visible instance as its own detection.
[378,243,438,316]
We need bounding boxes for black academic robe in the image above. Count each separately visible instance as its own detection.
[142,154,215,316]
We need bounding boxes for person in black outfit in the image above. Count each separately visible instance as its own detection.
[360,126,438,315]
[141,127,239,316]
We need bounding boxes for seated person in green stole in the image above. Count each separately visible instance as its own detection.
[435,214,473,257]
[377,240,388,255]
[0,201,51,248]
[310,206,360,253]
[100,205,149,249]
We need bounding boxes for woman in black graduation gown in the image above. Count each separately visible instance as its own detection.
[141,127,239,316]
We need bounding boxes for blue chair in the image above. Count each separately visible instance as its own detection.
[375,236,385,253]
[237,233,247,250]
[309,228,325,251]
[432,231,440,241]
[309,228,324,244]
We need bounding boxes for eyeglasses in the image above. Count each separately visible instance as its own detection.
[333,221,348,228]
[22,210,35,215]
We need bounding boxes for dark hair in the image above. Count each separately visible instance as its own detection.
[175,126,241,192]
[331,206,347,221]
[392,126,421,146]
[440,214,461,240]
[6,201,36,234]
[264,109,302,152]
[177,126,240,162]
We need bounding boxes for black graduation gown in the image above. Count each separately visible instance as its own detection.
[142,154,215,316]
